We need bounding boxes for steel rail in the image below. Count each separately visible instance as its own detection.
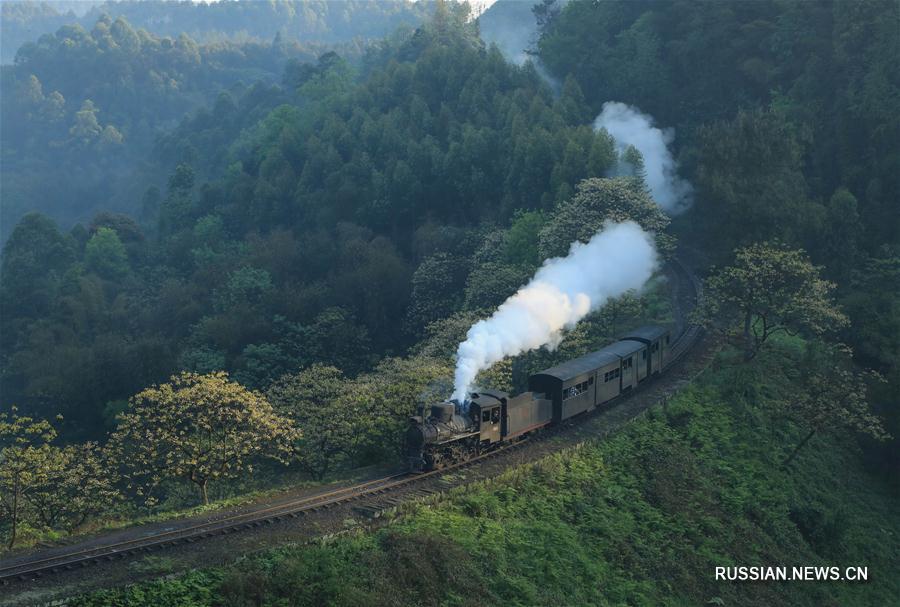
[0,439,531,584]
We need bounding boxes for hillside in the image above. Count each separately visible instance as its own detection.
[66,342,900,606]
[1,0,431,64]
[0,1,437,240]
[0,1,897,604]
[1,8,616,439]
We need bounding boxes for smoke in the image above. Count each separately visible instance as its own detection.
[452,221,657,403]
[477,0,562,92]
[477,0,540,66]
[594,102,692,214]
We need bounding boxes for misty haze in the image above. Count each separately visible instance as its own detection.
[0,1,897,605]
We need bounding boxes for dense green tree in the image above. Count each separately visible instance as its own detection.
[0,213,74,331]
[503,209,545,268]
[692,109,820,259]
[68,99,103,144]
[595,292,642,338]
[820,188,862,282]
[413,311,486,361]
[84,227,130,280]
[695,243,848,361]
[406,254,470,336]
[463,261,529,312]
[538,177,673,259]
[304,307,373,376]
[266,365,362,480]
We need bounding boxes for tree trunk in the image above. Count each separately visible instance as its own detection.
[9,476,19,549]
[743,312,754,361]
[200,479,209,506]
[783,429,816,467]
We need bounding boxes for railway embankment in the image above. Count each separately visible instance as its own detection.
[52,336,900,607]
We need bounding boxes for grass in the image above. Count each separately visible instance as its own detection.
[68,339,900,606]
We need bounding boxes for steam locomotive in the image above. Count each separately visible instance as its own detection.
[406,325,671,471]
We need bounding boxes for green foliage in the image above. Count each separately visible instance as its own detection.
[692,108,820,258]
[267,365,362,480]
[0,212,75,335]
[69,100,106,145]
[406,253,470,336]
[0,12,624,432]
[773,341,889,466]
[462,261,529,312]
[538,177,674,260]
[1,409,117,548]
[0,408,58,548]
[85,227,130,280]
[695,243,848,360]
[0,11,337,240]
[69,569,223,607]
[27,441,120,533]
[107,372,296,505]
[1,1,432,64]
[69,351,900,605]
[503,209,545,268]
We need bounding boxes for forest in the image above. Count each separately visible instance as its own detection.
[0,0,432,63]
[0,0,897,604]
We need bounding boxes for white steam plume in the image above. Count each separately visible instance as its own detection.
[477,0,563,93]
[594,102,692,213]
[452,221,657,403]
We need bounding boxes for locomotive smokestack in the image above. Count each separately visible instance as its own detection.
[451,221,657,403]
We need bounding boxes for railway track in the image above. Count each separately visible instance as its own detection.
[0,439,535,586]
[0,256,704,588]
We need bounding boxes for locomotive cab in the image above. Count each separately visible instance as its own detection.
[470,398,502,444]
[467,390,508,445]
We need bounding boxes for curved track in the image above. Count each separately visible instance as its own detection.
[0,257,704,587]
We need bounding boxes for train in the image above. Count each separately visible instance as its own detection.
[406,325,672,471]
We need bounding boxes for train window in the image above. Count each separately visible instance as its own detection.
[665,335,670,345]
[564,380,591,400]
[482,410,490,423]
[491,408,500,423]
[589,376,594,385]
[642,350,647,360]
[652,343,659,352]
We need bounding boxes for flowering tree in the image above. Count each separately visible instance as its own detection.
[0,409,56,548]
[109,372,297,505]
[779,344,889,466]
[694,243,848,360]
[26,442,119,532]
